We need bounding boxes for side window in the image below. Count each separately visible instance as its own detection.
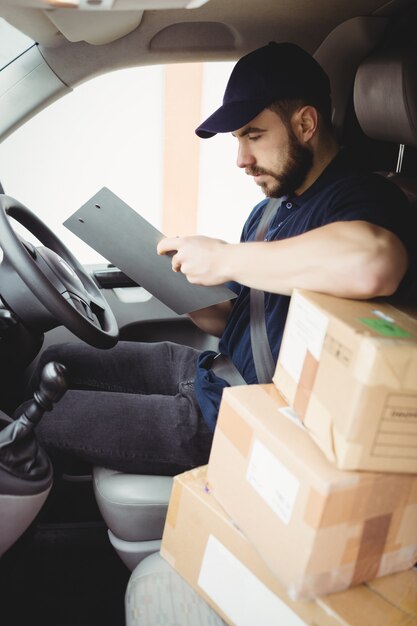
[0,62,262,263]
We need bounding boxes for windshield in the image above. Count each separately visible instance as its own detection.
[0,18,34,71]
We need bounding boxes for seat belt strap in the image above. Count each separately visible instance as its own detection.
[250,197,283,383]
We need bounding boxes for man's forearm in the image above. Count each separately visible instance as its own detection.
[212,221,409,299]
[188,301,234,337]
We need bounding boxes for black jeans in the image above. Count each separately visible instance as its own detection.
[29,341,213,476]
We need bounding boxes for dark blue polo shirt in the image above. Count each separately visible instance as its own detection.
[194,149,414,431]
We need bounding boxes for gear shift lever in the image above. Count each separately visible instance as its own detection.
[0,362,68,479]
[0,362,68,558]
[20,361,68,425]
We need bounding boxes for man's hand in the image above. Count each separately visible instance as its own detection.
[157,235,230,286]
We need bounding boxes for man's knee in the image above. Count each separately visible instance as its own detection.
[40,343,72,365]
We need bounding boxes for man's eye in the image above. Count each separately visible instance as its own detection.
[248,134,261,141]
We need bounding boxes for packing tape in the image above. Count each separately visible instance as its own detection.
[218,395,253,458]
[294,350,319,420]
[351,514,391,586]
[304,473,416,529]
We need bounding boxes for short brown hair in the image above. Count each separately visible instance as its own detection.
[268,96,332,130]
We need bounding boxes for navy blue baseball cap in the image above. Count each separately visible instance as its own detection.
[195,42,331,138]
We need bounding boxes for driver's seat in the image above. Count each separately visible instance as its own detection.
[93,466,172,570]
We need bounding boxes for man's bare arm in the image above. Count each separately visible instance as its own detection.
[188,300,234,337]
[158,221,408,299]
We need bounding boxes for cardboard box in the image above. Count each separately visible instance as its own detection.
[206,385,417,599]
[161,465,417,625]
[273,289,417,473]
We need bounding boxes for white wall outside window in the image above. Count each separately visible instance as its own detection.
[0,62,262,263]
[198,62,262,241]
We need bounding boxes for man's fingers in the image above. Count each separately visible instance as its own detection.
[171,254,182,272]
[157,236,181,255]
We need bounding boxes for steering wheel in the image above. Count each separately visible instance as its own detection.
[0,195,119,349]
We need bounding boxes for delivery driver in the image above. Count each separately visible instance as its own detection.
[33,42,413,476]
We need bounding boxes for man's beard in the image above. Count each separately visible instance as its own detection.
[247,131,313,198]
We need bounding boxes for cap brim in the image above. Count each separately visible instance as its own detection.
[195,99,269,138]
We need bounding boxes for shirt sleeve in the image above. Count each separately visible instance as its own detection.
[321,173,410,237]
[321,173,416,304]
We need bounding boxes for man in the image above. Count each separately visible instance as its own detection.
[33,42,412,474]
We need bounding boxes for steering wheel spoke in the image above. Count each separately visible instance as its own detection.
[64,292,106,329]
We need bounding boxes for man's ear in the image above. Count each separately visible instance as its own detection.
[291,106,318,143]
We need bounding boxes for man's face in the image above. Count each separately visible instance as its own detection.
[233,109,313,198]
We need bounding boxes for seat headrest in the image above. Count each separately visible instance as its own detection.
[353,47,417,148]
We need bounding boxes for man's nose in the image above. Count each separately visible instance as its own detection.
[236,143,255,169]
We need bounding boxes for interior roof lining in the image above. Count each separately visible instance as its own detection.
[0,0,414,48]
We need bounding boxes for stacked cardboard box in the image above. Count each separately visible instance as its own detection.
[160,290,417,621]
[273,289,417,472]
[205,384,417,599]
[161,465,417,625]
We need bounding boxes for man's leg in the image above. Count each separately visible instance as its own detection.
[31,341,212,475]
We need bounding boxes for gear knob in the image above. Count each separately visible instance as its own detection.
[32,361,68,413]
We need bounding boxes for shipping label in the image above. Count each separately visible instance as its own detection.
[198,535,306,626]
[279,292,328,383]
[246,439,300,524]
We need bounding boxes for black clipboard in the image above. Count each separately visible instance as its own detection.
[64,187,236,315]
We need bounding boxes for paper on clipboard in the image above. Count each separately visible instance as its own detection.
[63,187,237,315]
